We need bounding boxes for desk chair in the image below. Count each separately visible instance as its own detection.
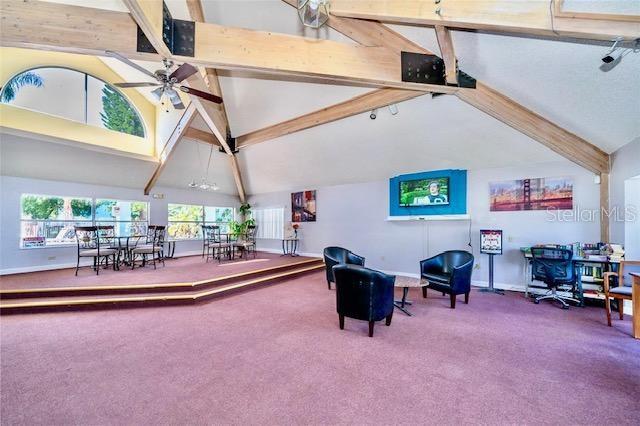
[531,247,580,309]
[603,261,639,326]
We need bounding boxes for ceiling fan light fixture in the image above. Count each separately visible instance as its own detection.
[298,0,329,28]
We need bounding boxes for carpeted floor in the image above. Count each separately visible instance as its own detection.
[1,271,639,425]
[0,252,314,290]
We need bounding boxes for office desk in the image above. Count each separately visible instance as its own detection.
[522,253,619,306]
[631,272,640,339]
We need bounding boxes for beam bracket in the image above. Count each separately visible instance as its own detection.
[400,52,446,85]
[220,134,239,154]
[136,1,195,57]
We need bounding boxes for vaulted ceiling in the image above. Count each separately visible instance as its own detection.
[2,0,639,197]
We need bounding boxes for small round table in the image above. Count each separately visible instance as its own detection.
[394,277,428,316]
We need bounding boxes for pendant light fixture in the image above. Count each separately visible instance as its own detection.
[188,141,219,192]
[298,0,330,28]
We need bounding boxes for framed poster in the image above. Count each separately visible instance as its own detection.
[489,176,573,211]
[291,190,316,222]
[480,230,503,255]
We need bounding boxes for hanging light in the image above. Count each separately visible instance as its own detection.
[298,0,330,28]
[188,141,219,191]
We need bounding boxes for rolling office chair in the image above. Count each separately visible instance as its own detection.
[530,247,580,309]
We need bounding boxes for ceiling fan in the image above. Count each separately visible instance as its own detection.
[107,51,222,110]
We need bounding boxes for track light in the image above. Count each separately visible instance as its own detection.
[601,36,624,64]
[388,104,399,115]
[370,109,377,120]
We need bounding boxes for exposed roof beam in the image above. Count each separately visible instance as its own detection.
[184,127,220,146]
[144,103,196,195]
[0,0,458,94]
[123,0,246,201]
[330,0,640,41]
[456,83,609,173]
[434,26,458,85]
[296,3,609,173]
[237,88,424,148]
[121,0,171,57]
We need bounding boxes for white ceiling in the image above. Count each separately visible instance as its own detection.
[9,0,640,196]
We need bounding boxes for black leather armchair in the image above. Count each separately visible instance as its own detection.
[333,264,395,337]
[420,250,474,309]
[323,246,365,290]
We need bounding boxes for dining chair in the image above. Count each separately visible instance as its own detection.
[204,225,232,263]
[603,261,640,326]
[235,225,257,260]
[131,226,166,269]
[74,226,117,276]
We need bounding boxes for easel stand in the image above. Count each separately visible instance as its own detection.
[479,253,504,295]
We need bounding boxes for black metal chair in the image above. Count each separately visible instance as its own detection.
[234,225,257,259]
[131,226,165,270]
[323,246,365,290]
[203,225,232,263]
[420,250,474,309]
[334,264,395,337]
[74,226,117,276]
[530,247,579,309]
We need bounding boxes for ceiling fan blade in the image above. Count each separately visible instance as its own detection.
[105,50,159,80]
[178,86,223,104]
[114,82,161,88]
[169,63,198,83]
[166,88,185,110]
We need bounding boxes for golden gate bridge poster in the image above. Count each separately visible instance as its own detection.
[489,176,573,212]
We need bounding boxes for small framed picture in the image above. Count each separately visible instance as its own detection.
[480,230,503,255]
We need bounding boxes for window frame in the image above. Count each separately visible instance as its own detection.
[1,66,147,138]
[19,194,149,249]
[167,203,236,241]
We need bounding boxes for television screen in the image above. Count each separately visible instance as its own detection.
[400,177,450,207]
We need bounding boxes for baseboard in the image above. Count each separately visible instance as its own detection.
[257,247,322,258]
[472,280,527,292]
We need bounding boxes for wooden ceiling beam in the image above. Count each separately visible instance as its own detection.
[184,127,220,146]
[0,1,457,94]
[434,26,458,85]
[457,83,609,173]
[124,0,246,201]
[330,0,640,42]
[144,103,196,195]
[237,88,424,147]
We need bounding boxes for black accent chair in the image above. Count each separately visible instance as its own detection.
[530,247,579,309]
[333,264,395,337]
[420,250,474,309]
[323,246,365,290]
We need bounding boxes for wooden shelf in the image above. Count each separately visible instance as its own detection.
[386,214,470,222]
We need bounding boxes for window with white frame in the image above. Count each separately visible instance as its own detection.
[20,194,93,247]
[19,194,149,248]
[167,204,235,240]
[252,207,284,239]
[95,199,149,237]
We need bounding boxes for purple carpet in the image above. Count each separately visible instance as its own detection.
[1,271,639,425]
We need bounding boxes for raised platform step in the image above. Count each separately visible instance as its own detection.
[0,260,324,313]
[0,258,323,299]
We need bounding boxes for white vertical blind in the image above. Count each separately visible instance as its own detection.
[253,207,284,239]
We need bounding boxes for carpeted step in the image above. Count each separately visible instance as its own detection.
[0,263,324,313]
[0,258,323,300]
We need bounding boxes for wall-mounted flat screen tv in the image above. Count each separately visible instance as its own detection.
[399,177,450,207]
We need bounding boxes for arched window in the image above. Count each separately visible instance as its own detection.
[1,67,145,138]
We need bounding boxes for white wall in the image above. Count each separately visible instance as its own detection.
[609,137,640,247]
[249,160,601,289]
[624,177,640,260]
[0,175,239,274]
